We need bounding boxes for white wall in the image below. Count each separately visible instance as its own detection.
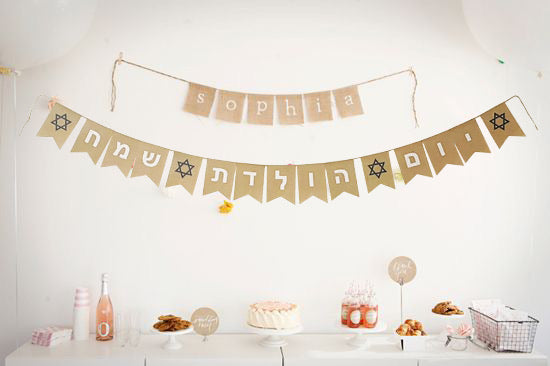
[4,0,550,362]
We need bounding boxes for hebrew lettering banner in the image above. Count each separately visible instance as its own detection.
[37,99,530,205]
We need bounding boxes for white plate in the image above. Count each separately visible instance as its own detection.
[337,321,387,334]
[151,325,194,350]
[246,324,303,347]
[431,312,466,319]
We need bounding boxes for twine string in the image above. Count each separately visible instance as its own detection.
[110,55,420,127]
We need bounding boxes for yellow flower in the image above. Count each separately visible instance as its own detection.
[218,200,234,214]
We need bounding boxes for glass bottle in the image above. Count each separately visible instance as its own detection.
[364,290,379,329]
[347,291,362,328]
[96,273,114,341]
[340,287,351,325]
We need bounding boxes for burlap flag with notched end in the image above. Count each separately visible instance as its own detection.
[266,165,296,204]
[297,164,328,203]
[130,141,169,186]
[332,85,364,118]
[276,95,305,125]
[215,90,245,123]
[479,102,525,148]
[71,119,113,164]
[203,159,236,200]
[234,164,265,202]
[183,83,216,117]
[247,94,274,125]
[101,132,141,176]
[166,152,203,194]
[361,151,395,193]
[304,91,333,122]
[394,142,433,184]
[423,130,463,175]
[37,103,81,148]
[325,160,359,199]
[449,119,491,162]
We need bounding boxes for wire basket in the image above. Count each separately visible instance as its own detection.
[469,307,539,352]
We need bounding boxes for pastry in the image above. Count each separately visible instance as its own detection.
[432,301,464,315]
[247,301,300,330]
[153,314,192,332]
[395,319,426,336]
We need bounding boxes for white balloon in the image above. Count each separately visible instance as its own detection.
[462,0,550,71]
[0,0,97,70]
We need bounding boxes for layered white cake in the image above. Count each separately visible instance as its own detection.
[247,301,301,330]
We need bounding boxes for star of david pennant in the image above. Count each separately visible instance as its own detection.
[37,103,82,148]
[360,151,395,192]
[165,152,203,194]
[479,102,525,148]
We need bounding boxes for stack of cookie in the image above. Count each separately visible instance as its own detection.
[153,315,192,332]
[432,301,464,315]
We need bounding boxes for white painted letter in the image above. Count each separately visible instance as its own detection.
[285,99,296,116]
[212,168,228,183]
[308,172,314,187]
[84,129,101,147]
[256,101,267,115]
[275,170,287,190]
[344,95,354,106]
[465,133,472,142]
[142,151,161,167]
[243,171,256,186]
[334,169,349,184]
[315,97,322,113]
[436,142,446,157]
[225,100,237,111]
[197,92,205,104]
[113,142,130,159]
[404,153,420,168]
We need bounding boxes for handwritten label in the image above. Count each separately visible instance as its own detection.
[388,256,416,284]
[191,307,219,336]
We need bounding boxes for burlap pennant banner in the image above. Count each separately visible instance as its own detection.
[325,160,359,199]
[361,151,395,192]
[304,92,333,122]
[297,164,328,203]
[71,119,113,164]
[203,159,236,199]
[449,119,491,162]
[37,103,81,148]
[247,94,274,125]
[423,130,463,175]
[215,90,245,123]
[480,102,525,148]
[266,165,296,204]
[38,97,533,204]
[166,152,203,194]
[234,164,265,202]
[276,95,305,125]
[101,132,141,176]
[183,83,216,117]
[394,142,433,184]
[333,85,364,118]
[130,141,169,186]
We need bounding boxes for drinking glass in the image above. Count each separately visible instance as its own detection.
[128,310,141,347]
[115,312,129,347]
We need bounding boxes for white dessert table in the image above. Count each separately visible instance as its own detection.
[5,333,548,366]
[4,337,145,366]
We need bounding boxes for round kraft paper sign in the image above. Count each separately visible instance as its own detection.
[388,256,417,284]
[191,307,220,336]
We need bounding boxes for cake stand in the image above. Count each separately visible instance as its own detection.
[247,324,303,347]
[151,325,194,350]
[338,321,387,349]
